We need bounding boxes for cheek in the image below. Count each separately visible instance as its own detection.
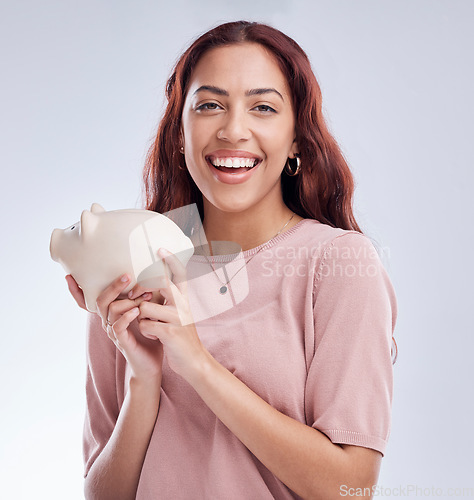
[181,126,209,185]
[258,119,295,156]
[182,118,206,155]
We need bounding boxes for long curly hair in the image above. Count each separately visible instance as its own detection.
[142,20,362,233]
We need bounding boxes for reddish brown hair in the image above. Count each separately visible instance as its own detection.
[142,21,398,363]
[142,20,362,233]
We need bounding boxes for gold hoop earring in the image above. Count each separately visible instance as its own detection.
[284,156,301,176]
[176,146,186,170]
[177,145,187,170]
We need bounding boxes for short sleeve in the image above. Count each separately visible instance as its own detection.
[305,232,397,456]
[83,313,120,477]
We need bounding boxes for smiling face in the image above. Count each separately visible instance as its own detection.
[181,42,298,217]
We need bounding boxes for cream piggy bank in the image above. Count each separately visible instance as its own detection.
[50,203,195,312]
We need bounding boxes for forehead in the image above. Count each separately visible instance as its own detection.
[187,43,291,97]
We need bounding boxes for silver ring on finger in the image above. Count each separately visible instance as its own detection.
[105,321,115,339]
[106,308,113,326]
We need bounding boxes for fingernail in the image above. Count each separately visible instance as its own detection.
[158,248,170,256]
[121,274,129,282]
[128,290,134,298]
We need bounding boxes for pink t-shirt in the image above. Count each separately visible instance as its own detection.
[83,219,397,499]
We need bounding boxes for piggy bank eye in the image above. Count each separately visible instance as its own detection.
[70,225,75,230]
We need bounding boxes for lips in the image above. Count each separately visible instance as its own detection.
[205,150,263,184]
[205,150,262,173]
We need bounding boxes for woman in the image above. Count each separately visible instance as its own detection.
[67,21,397,499]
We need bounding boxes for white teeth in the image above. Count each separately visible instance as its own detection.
[210,157,258,168]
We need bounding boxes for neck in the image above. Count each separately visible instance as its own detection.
[194,199,301,255]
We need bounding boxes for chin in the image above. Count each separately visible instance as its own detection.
[206,195,256,215]
[215,202,253,214]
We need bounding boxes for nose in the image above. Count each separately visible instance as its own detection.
[50,228,60,262]
[217,108,251,143]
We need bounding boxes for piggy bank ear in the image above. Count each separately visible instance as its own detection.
[80,210,99,240]
[90,203,105,214]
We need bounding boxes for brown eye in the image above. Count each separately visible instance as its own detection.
[253,105,276,113]
[196,102,221,111]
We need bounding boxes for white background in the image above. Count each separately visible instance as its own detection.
[1,0,472,498]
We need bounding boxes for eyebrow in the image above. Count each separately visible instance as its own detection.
[193,85,284,101]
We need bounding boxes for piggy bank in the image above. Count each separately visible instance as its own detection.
[50,203,195,312]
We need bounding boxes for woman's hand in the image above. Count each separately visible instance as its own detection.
[129,248,210,382]
[66,273,164,383]
[65,274,88,310]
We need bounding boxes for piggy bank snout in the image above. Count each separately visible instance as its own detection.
[50,228,61,262]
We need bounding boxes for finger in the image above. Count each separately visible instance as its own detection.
[96,274,131,326]
[138,318,168,341]
[156,284,175,307]
[65,275,87,310]
[128,283,149,300]
[138,300,178,324]
[156,284,194,327]
[158,282,186,311]
[108,293,153,323]
[127,279,168,300]
[110,307,140,350]
[157,248,188,294]
[160,279,189,308]
[151,289,167,305]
